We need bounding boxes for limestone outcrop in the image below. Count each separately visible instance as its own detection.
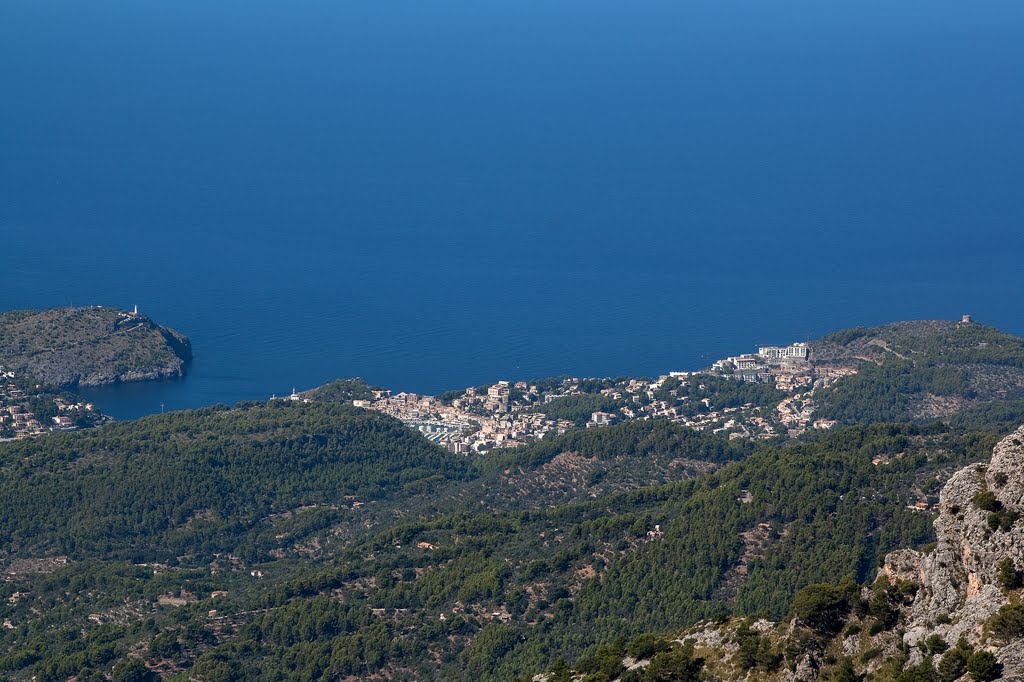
[882,425,1024,678]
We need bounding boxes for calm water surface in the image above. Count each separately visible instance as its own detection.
[2,0,1023,418]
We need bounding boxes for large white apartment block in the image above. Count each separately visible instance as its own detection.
[757,342,809,360]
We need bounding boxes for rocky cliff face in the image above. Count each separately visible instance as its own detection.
[882,424,1024,677]
[0,307,192,387]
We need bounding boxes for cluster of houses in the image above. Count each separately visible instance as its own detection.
[0,369,42,440]
[640,375,785,439]
[0,403,44,440]
[0,367,95,440]
[771,366,858,436]
[352,384,576,453]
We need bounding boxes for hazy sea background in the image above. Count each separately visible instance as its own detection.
[2,0,1023,419]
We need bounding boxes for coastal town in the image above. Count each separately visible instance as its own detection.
[293,341,862,455]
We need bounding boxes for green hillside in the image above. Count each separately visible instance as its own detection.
[812,321,1024,423]
[0,402,472,562]
[0,407,1000,680]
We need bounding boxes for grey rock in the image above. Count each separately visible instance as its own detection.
[882,425,1024,676]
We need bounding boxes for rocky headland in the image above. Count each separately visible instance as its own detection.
[0,306,191,387]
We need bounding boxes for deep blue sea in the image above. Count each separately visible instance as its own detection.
[2,0,1023,419]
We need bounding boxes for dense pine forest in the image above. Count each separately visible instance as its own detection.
[0,409,1009,680]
